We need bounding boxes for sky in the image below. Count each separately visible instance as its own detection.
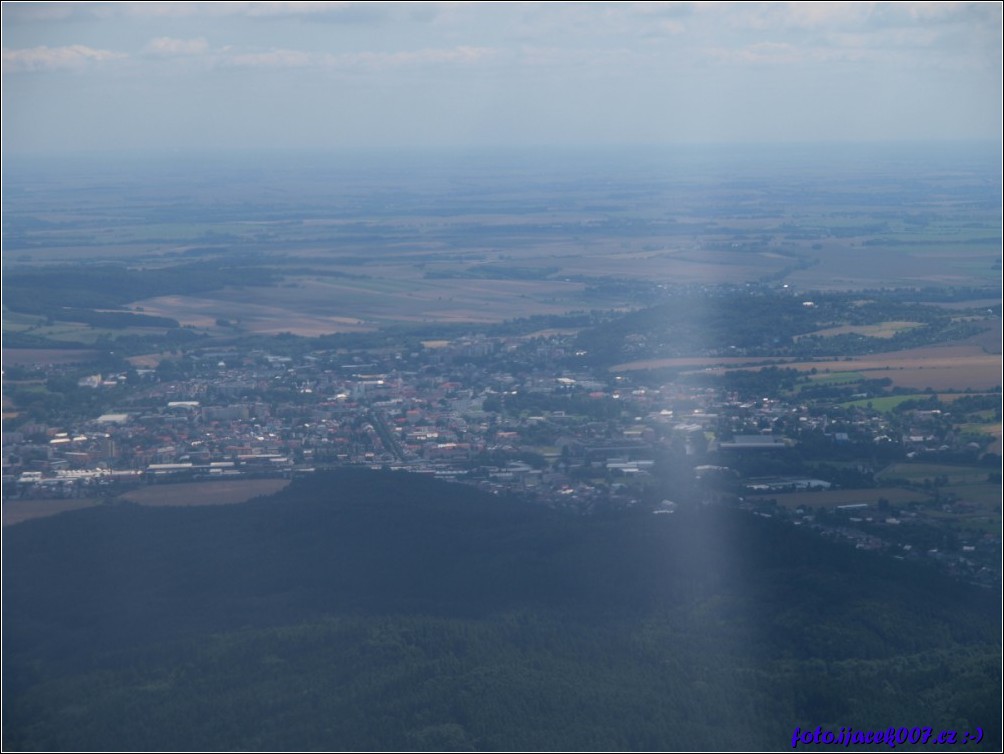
[2,1,1001,153]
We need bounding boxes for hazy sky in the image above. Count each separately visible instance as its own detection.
[2,1,1001,153]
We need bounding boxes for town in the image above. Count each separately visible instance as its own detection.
[5,313,1000,588]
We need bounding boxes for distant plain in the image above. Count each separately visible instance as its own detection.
[4,146,999,338]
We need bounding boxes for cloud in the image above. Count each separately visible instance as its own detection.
[144,37,210,56]
[516,44,644,72]
[1,44,127,72]
[700,1,1000,70]
[68,1,392,21]
[226,48,316,69]
[771,2,877,30]
[223,45,495,71]
[658,19,687,35]
[238,1,382,20]
[0,2,83,22]
[707,38,914,67]
[2,1,370,21]
[905,2,980,21]
[347,45,494,68]
[706,2,879,32]
[100,2,244,19]
[708,40,808,65]
[700,1,997,35]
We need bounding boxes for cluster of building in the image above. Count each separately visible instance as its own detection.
[3,331,997,583]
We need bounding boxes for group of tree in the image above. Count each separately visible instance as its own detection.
[4,469,999,750]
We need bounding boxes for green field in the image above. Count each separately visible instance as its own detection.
[876,463,994,485]
[801,371,865,386]
[957,422,1001,436]
[747,487,933,510]
[841,394,925,411]
[841,393,1001,414]
[942,483,1004,507]
[3,320,172,345]
[802,320,923,339]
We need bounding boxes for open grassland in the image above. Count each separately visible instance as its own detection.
[3,480,293,525]
[840,393,1001,412]
[4,319,172,345]
[960,323,1003,354]
[876,463,994,485]
[118,479,290,507]
[7,154,1000,346]
[542,247,788,282]
[612,344,1002,392]
[957,421,1002,438]
[942,483,1003,506]
[3,311,46,330]
[2,348,101,366]
[848,363,999,390]
[748,487,933,509]
[3,498,102,526]
[920,482,1001,531]
[787,245,1001,290]
[610,356,795,372]
[133,273,593,333]
[841,343,998,371]
[945,514,1000,534]
[2,394,17,420]
[931,298,1002,310]
[841,394,928,411]
[126,352,176,368]
[803,370,865,385]
[986,435,1001,456]
[799,321,924,339]
[133,292,375,336]
[728,344,1001,391]
[518,328,584,339]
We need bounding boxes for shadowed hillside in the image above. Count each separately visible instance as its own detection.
[3,469,1000,751]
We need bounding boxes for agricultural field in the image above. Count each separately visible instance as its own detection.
[942,483,1004,507]
[840,392,999,414]
[802,370,866,386]
[786,243,1001,291]
[118,479,290,507]
[125,352,175,368]
[3,481,292,525]
[739,343,1001,391]
[610,356,795,372]
[134,274,596,333]
[618,340,1001,393]
[3,498,102,526]
[799,320,923,339]
[1,348,101,366]
[5,321,173,345]
[876,463,995,486]
[840,394,928,412]
[957,420,1002,436]
[133,292,376,336]
[3,307,180,351]
[746,487,934,510]
[960,423,1002,455]
[5,147,1000,344]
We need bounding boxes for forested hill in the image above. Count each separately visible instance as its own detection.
[4,469,1000,751]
